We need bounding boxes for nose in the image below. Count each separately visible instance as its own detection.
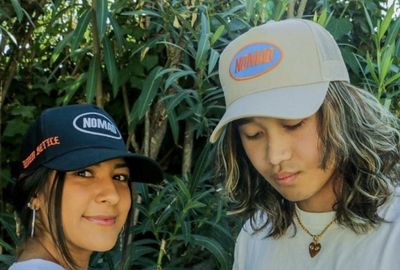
[266,133,291,166]
[96,177,121,205]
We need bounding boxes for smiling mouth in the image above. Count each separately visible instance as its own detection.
[83,216,117,225]
[272,172,299,185]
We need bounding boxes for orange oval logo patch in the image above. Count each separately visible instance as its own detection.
[229,43,282,80]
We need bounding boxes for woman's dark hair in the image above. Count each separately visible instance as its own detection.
[14,166,133,269]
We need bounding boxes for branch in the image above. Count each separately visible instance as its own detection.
[182,120,193,175]
[288,0,295,18]
[297,0,308,18]
[91,0,104,107]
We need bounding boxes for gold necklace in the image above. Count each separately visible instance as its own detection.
[294,210,336,258]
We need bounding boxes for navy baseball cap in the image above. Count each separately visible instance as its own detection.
[18,104,163,184]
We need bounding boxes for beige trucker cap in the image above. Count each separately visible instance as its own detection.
[210,19,349,143]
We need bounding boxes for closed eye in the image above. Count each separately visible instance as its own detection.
[244,131,263,140]
[283,120,304,130]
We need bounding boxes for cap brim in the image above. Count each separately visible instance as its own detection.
[43,148,164,184]
[210,82,329,143]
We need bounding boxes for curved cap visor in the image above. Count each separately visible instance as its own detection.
[43,148,164,184]
[210,81,329,143]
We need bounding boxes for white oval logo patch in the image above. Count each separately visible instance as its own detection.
[73,112,122,139]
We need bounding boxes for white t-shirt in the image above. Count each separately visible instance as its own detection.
[8,259,65,270]
[233,188,400,270]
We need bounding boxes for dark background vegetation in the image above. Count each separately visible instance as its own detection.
[0,0,399,269]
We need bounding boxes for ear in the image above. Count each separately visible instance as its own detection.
[28,194,42,210]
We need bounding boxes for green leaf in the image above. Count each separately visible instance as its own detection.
[195,31,210,70]
[167,109,179,143]
[0,26,17,45]
[210,25,225,45]
[96,0,108,41]
[176,177,191,201]
[85,57,99,103]
[109,16,124,49]
[385,18,400,47]
[63,73,87,105]
[10,105,36,118]
[200,10,209,35]
[165,69,195,89]
[361,1,374,34]
[379,43,394,82]
[130,66,163,125]
[103,37,119,96]
[378,3,394,41]
[384,72,400,87]
[51,31,74,64]
[181,221,191,244]
[191,234,228,270]
[71,9,92,51]
[326,17,352,40]
[10,0,23,22]
[366,52,379,83]
[208,49,220,76]
[3,119,29,137]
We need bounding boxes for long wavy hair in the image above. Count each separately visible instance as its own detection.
[217,81,400,238]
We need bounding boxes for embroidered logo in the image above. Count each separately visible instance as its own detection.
[229,42,282,80]
[73,112,121,139]
[22,136,61,169]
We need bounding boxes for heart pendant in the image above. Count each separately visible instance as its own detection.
[309,242,321,257]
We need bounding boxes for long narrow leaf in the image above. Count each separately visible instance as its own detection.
[165,70,196,89]
[10,0,23,22]
[85,57,99,103]
[361,2,374,34]
[96,0,108,41]
[130,66,163,125]
[211,25,225,45]
[208,48,220,76]
[191,234,228,270]
[109,16,124,49]
[195,31,210,70]
[167,109,179,143]
[72,9,92,51]
[385,18,400,47]
[0,26,17,45]
[103,37,119,96]
[378,4,394,41]
[51,32,74,64]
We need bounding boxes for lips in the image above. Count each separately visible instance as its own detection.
[272,172,299,185]
[83,215,117,225]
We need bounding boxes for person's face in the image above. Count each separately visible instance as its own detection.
[238,113,338,212]
[61,158,131,254]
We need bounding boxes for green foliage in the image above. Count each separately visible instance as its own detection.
[0,0,399,269]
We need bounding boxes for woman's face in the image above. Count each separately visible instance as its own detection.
[61,158,131,254]
[238,113,338,212]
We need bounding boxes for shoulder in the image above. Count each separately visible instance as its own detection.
[237,211,270,241]
[379,186,400,221]
[8,259,65,270]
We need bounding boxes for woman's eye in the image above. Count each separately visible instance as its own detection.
[76,170,93,178]
[113,174,131,182]
[245,132,262,140]
[283,120,304,130]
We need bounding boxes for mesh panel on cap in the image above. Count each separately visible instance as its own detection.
[310,23,339,61]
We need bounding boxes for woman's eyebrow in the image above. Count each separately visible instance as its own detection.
[236,117,254,126]
[114,162,128,169]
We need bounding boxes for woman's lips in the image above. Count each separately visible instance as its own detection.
[272,172,299,185]
[83,215,117,225]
